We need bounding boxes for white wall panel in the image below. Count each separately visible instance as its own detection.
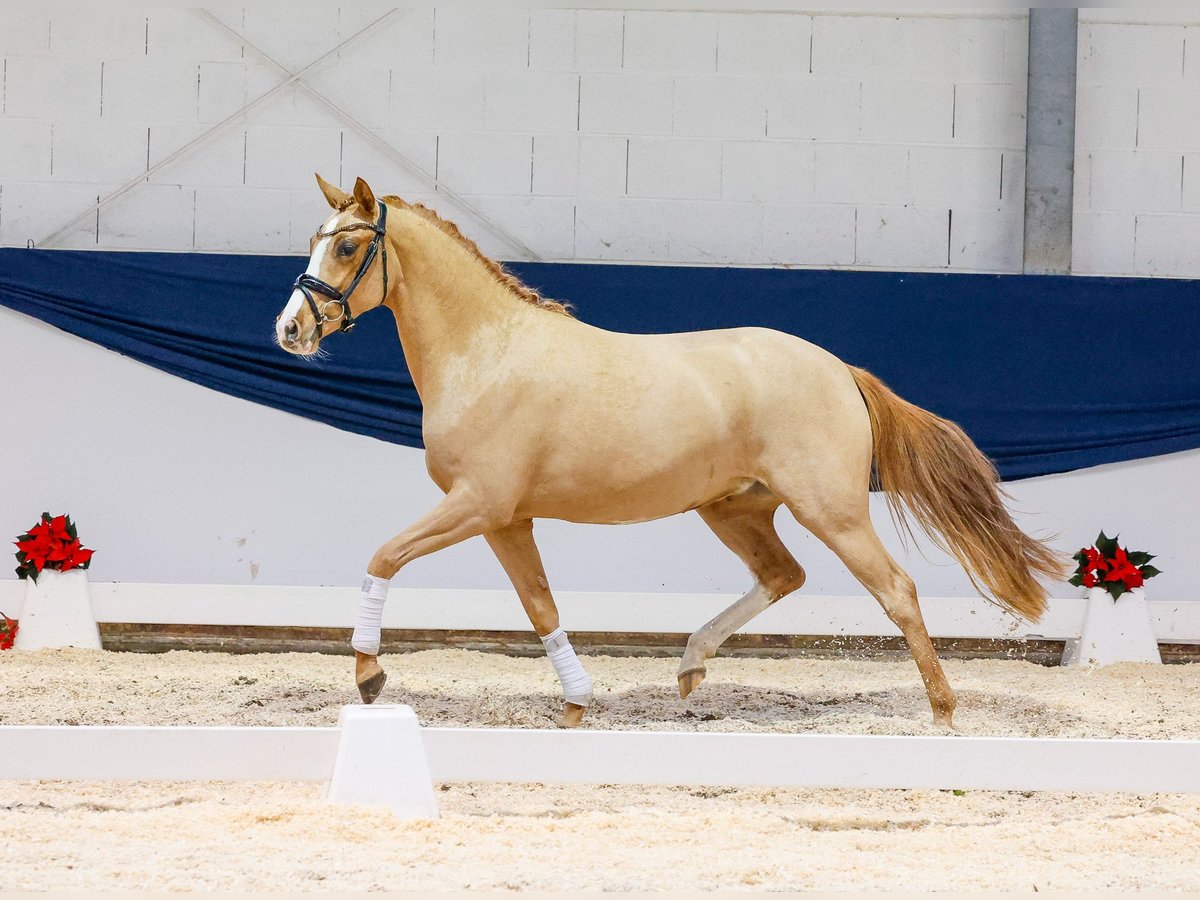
[673,77,768,139]
[3,308,1197,604]
[626,138,722,201]
[716,13,809,76]
[721,142,815,204]
[855,205,947,269]
[0,8,1039,272]
[1073,11,1200,276]
[578,73,674,136]
[622,11,717,74]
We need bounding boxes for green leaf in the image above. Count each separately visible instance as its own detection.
[1139,565,1162,579]
[1105,581,1126,601]
[1068,574,1083,587]
[1126,551,1154,566]
[1095,531,1119,558]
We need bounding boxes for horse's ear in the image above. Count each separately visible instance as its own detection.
[353,177,377,216]
[315,173,351,210]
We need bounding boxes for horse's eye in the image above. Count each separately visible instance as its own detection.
[337,241,356,257]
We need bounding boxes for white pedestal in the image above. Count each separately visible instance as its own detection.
[13,569,102,651]
[324,704,438,820]
[1061,587,1161,667]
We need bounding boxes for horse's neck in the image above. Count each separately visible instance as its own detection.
[385,212,529,404]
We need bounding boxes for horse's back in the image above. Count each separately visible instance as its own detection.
[501,321,871,523]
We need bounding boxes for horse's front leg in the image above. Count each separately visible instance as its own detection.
[352,487,493,703]
[485,520,593,728]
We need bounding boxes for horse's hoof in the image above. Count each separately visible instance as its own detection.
[677,667,706,699]
[558,702,586,728]
[357,669,387,704]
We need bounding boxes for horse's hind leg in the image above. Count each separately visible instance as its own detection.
[680,488,807,698]
[798,509,956,727]
[485,520,593,728]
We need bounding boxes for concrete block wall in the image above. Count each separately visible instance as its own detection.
[0,8,1030,272]
[1074,9,1200,277]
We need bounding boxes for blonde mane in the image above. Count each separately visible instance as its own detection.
[381,196,573,318]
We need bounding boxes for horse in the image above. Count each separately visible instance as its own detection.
[275,174,1063,729]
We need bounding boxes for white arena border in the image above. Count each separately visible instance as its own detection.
[3,720,1200,794]
[1,581,1199,643]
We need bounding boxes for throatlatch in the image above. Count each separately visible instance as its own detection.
[540,627,594,706]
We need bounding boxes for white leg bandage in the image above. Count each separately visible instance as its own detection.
[351,574,390,655]
[540,627,593,707]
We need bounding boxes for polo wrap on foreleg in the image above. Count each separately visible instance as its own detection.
[540,627,593,706]
[351,574,390,655]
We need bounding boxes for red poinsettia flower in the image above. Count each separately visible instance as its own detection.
[13,513,95,582]
[1069,531,1161,600]
[0,613,16,651]
[1083,547,1107,572]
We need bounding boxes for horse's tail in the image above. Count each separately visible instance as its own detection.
[848,366,1063,622]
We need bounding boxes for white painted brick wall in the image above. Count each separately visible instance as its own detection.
[722,142,815,203]
[528,9,575,71]
[1071,211,1136,275]
[716,13,809,76]
[578,74,673,136]
[52,120,148,183]
[243,125,342,191]
[1073,12,1200,276]
[389,70,488,132]
[908,147,1007,207]
[531,135,627,198]
[4,57,101,120]
[626,138,722,200]
[437,132,534,196]
[762,204,856,266]
[673,77,768,139]
[101,182,195,251]
[433,9,529,70]
[814,144,909,205]
[482,72,579,133]
[951,83,1026,147]
[859,82,953,144]
[0,119,52,180]
[622,11,717,74]
[856,205,948,269]
[1135,86,1200,150]
[101,60,200,124]
[1133,214,1200,277]
[949,207,1023,271]
[193,186,291,253]
[1,8,1047,273]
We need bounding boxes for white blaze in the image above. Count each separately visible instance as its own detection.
[275,210,341,344]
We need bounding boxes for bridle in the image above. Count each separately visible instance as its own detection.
[290,202,389,335]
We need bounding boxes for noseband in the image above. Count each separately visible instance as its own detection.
[290,202,389,335]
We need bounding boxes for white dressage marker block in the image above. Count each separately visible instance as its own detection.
[325,705,438,820]
[1062,587,1162,667]
[13,569,101,651]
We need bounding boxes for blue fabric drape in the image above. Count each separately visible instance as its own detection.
[1,247,1198,480]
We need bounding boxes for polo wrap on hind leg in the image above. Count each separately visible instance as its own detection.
[540,627,593,706]
[351,574,390,655]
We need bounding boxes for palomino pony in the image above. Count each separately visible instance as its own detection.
[276,175,1062,728]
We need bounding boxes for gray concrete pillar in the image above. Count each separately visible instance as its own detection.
[1023,9,1078,275]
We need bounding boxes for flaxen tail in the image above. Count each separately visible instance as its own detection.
[849,366,1063,621]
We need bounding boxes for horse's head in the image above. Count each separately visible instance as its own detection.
[275,174,392,356]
